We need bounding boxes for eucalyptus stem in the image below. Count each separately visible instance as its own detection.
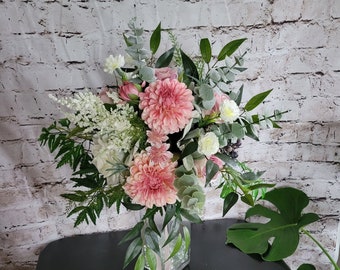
[301,228,340,270]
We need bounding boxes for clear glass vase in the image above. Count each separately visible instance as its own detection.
[142,216,191,270]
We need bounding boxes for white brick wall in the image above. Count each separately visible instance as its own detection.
[0,0,339,269]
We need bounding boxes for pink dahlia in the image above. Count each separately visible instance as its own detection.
[147,144,172,164]
[139,78,194,135]
[123,150,177,208]
[147,130,168,146]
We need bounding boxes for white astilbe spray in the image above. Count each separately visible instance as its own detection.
[49,92,139,153]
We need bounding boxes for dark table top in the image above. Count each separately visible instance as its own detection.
[36,218,290,270]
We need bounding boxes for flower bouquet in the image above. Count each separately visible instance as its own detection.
[39,18,301,270]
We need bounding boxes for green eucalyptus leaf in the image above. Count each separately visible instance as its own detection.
[223,192,239,216]
[217,38,247,61]
[140,66,155,83]
[226,187,320,261]
[200,38,212,63]
[231,123,245,139]
[150,23,161,54]
[155,47,175,68]
[244,89,272,111]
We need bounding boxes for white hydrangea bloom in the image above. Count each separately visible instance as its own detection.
[103,54,125,74]
[197,132,219,157]
[219,99,240,124]
[91,135,125,186]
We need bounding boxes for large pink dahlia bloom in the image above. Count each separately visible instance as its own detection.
[139,78,194,135]
[123,150,177,208]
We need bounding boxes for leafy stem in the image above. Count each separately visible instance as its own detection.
[301,228,340,270]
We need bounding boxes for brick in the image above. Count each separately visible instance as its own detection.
[0,141,22,168]
[210,1,271,27]
[271,0,303,23]
[330,0,340,18]
[0,224,58,249]
[301,0,331,21]
[273,23,327,49]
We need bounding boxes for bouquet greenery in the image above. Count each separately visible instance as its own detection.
[39,18,337,270]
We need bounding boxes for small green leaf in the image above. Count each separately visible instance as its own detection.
[163,219,180,247]
[181,141,198,158]
[150,23,161,54]
[244,89,272,111]
[119,222,144,245]
[217,38,247,61]
[223,192,238,216]
[74,209,88,227]
[205,159,220,187]
[183,225,191,252]
[144,227,160,255]
[163,204,176,230]
[123,237,143,269]
[145,247,157,270]
[61,193,86,202]
[155,47,175,68]
[241,193,254,206]
[234,85,244,106]
[134,253,145,270]
[200,38,212,63]
[167,234,182,260]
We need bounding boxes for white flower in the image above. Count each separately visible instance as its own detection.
[197,132,219,157]
[219,99,240,124]
[103,54,125,74]
[91,136,125,186]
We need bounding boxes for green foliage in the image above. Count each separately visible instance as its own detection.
[150,22,161,55]
[200,38,212,63]
[226,187,320,261]
[244,89,273,111]
[217,38,247,61]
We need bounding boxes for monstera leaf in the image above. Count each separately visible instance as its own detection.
[226,187,319,261]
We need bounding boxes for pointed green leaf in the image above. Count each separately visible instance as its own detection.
[144,228,160,255]
[150,23,161,54]
[134,253,145,270]
[205,159,220,187]
[244,89,272,111]
[167,234,182,260]
[200,38,212,63]
[145,247,157,270]
[217,38,247,61]
[180,49,199,84]
[162,204,176,230]
[119,222,144,245]
[223,192,238,216]
[227,187,320,261]
[155,47,175,68]
[183,225,191,252]
[181,141,198,158]
[123,237,143,269]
